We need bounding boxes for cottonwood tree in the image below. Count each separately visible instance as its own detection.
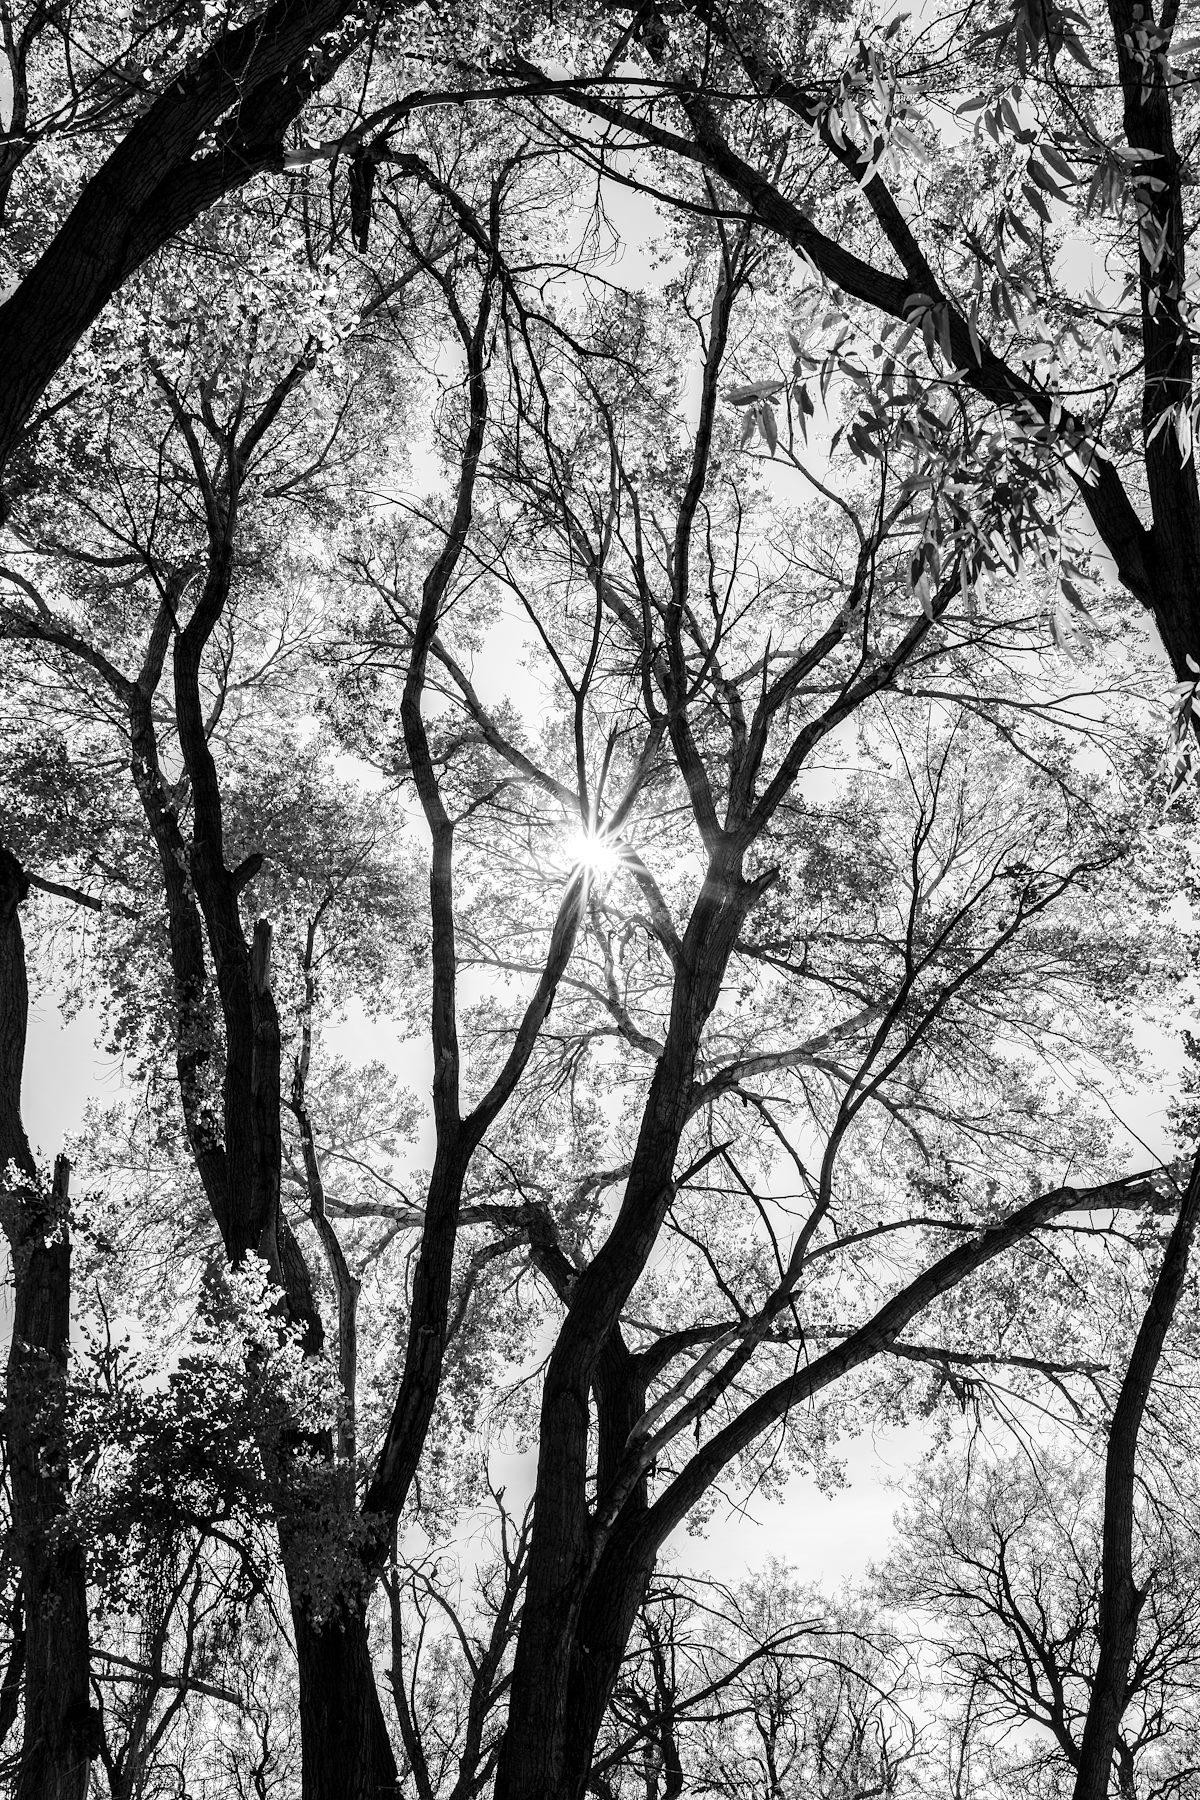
[331,201,1186,1795]
[368,1,1200,1781]
[0,65,1194,1800]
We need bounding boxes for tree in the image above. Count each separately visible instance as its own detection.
[594,1566,921,1800]
[1074,1170,1200,1800]
[0,54,1194,1798]
[0,846,94,1800]
[3,123,588,1797]
[333,209,1183,1794]
[459,0,1200,680]
[886,1444,1200,1800]
[0,152,440,1794]
[0,0,372,486]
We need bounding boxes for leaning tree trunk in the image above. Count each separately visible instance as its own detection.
[1071,1155,1200,1800]
[0,848,94,1800]
[559,1531,659,1800]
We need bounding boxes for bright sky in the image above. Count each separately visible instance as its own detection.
[486,1424,916,1586]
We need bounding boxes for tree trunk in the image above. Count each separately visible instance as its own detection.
[560,1539,659,1800]
[0,849,94,1800]
[496,862,757,1800]
[1072,1157,1200,1800]
[0,848,34,1179]
[291,1600,400,1800]
[134,580,399,1796]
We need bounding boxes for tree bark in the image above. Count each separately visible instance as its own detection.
[291,1600,401,1800]
[0,849,94,1800]
[1071,1157,1200,1800]
[0,849,34,1180]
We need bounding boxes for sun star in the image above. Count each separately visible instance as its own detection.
[564,827,622,878]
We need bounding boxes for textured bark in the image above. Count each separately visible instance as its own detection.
[559,1539,659,1800]
[292,1604,401,1800]
[0,1596,25,1747]
[0,850,94,1800]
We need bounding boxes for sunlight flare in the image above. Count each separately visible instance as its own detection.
[564,827,622,877]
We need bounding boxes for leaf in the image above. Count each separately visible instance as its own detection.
[1049,601,1070,649]
[1005,208,1037,249]
[967,303,983,365]
[1022,182,1054,224]
[1059,577,1094,624]
[1027,158,1066,195]
[1176,405,1193,467]
[891,320,919,359]
[1062,26,1098,67]
[759,402,778,455]
[891,123,930,163]
[1147,404,1176,446]
[1039,142,1078,184]
[727,380,784,405]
